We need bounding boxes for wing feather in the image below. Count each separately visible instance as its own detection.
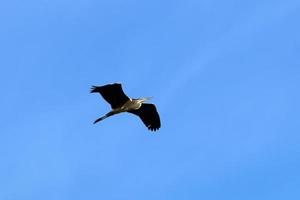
[128,103,161,131]
[91,83,129,109]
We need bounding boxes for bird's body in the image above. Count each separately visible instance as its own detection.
[91,83,161,131]
[120,98,144,111]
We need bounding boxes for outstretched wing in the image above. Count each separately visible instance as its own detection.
[91,83,130,109]
[128,103,161,131]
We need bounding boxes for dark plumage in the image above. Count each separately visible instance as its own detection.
[91,83,161,131]
[128,103,161,131]
[91,84,129,109]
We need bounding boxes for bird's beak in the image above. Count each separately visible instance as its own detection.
[142,97,153,102]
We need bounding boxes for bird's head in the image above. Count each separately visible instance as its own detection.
[136,97,153,103]
[144,96,153,101]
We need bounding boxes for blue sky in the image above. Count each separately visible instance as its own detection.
[1,0,300,199]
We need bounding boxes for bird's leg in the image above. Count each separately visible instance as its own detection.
[93,111,116,124]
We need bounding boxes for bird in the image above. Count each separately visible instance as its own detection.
[90,83,161,131]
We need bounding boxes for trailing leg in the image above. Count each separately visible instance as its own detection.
[93,111,116,124]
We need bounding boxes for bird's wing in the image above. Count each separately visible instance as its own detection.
[128,103,161,131]
[91,83,130,109]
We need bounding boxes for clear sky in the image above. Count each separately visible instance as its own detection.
[1,0,300,199]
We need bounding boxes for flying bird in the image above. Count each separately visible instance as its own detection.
[91,83,161,131]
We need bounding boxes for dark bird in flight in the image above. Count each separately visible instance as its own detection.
[91,83,161,131]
